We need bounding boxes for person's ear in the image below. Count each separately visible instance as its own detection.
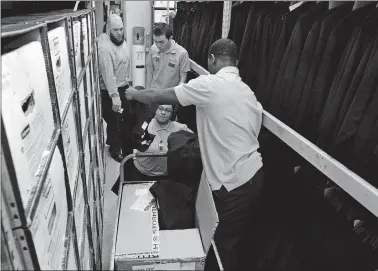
[208,54,216,65]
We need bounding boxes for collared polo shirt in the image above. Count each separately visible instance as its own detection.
[134,118,192,176]
[98,33,131,96]
[147,40,190,89]
[174,66,264,191]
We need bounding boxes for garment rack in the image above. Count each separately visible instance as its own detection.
[190,59,378,219]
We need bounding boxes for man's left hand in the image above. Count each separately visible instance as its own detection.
[126,87,137,100]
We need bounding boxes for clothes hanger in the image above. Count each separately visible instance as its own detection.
[353,1,375,10]
[232,1,243,8]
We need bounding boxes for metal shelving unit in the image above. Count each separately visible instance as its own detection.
[1,3,105,270]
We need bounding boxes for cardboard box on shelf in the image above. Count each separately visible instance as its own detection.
[72,20,82,75]
[74,173,85,246]
[66,228,78,270]
[115,175,218,270]
[86,66,92,111]
[78,82,87,135]
[81,16,89,60]
[87,13,92,51]
[80,209,92,270]
[29,147,68,270]
[2,34,55,208]
[62,101,80,196]
[91,203,98,266]
[48,25,73,118]
[84,133,91,186]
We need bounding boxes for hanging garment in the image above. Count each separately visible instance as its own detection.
[227,2,252,50]
[294,3,357,136]
[257,9,288,96]
[281,3,354,127]
[333,32,378,142]
[304,3,377,142]
[260,1,316,107]
[317,15,378,151]
[268,2,329,117]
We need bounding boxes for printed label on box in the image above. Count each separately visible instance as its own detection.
[30,148,68,270]
[73,21,82,72]
[2,40,55,207]
[62,103,79,195]
[79,82,86,134]
[48,26,72,117]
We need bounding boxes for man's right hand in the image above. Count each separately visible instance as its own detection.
[111,95,122,112]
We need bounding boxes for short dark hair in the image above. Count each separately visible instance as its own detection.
[152,23,173,39]
[208,39,238,62]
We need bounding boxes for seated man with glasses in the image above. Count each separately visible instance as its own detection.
[111,104,192,195]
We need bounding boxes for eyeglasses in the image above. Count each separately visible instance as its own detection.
[158,106,173,113]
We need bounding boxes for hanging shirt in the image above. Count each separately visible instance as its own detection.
[147,40,190,89]
[98,33,131,96]
[134,118,192,176]
[174,66,263,192]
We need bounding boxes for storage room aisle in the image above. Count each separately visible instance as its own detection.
[101,124,120,270]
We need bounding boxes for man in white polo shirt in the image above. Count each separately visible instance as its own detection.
[126,39,264,271]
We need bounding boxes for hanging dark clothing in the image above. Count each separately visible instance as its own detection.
[281,3,354,127]
[268,2,329,117]
[259,2,316,107]
[316,15,378,151]
[304,4,377,142]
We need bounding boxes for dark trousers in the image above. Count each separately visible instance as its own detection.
[205,168,264,271]
[101,86,133,155]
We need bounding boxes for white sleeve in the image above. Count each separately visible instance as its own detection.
[174,75,214,107]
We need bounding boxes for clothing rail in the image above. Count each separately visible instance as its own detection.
[189,59,378,219]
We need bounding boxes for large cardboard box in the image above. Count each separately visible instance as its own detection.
[72,20,82,75]
[82,16,89,60]
[87,13,93,51]
[114,176,219,270]
[66,226,79,270]
[74,172,85,247]
[48,25,73,117]
[2,34,55,207]
[80,209,93,270]
[78,81,87,134]
[29,147,68,270]
[84,132,91,186]
[61,101,80,196]
[86,65,93,112]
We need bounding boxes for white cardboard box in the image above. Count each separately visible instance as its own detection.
[74,173,85,247]
[84,134,91,185]
[66,231,78,270]
[82,17,89,59]
[48,25,73,117]
[72,20,82,75]
[86,65,93,111]
[114,176,219,270]
[30,147,68,270]
[2,36,55,207]
[78,82,87,134]
[61,101,80,196]
[87,13,92,50]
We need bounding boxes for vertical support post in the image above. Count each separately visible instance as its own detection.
[222,1,232,39]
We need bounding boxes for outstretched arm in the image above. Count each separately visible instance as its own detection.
[127,87,179,105]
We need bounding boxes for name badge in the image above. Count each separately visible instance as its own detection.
[168,61,176,68]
